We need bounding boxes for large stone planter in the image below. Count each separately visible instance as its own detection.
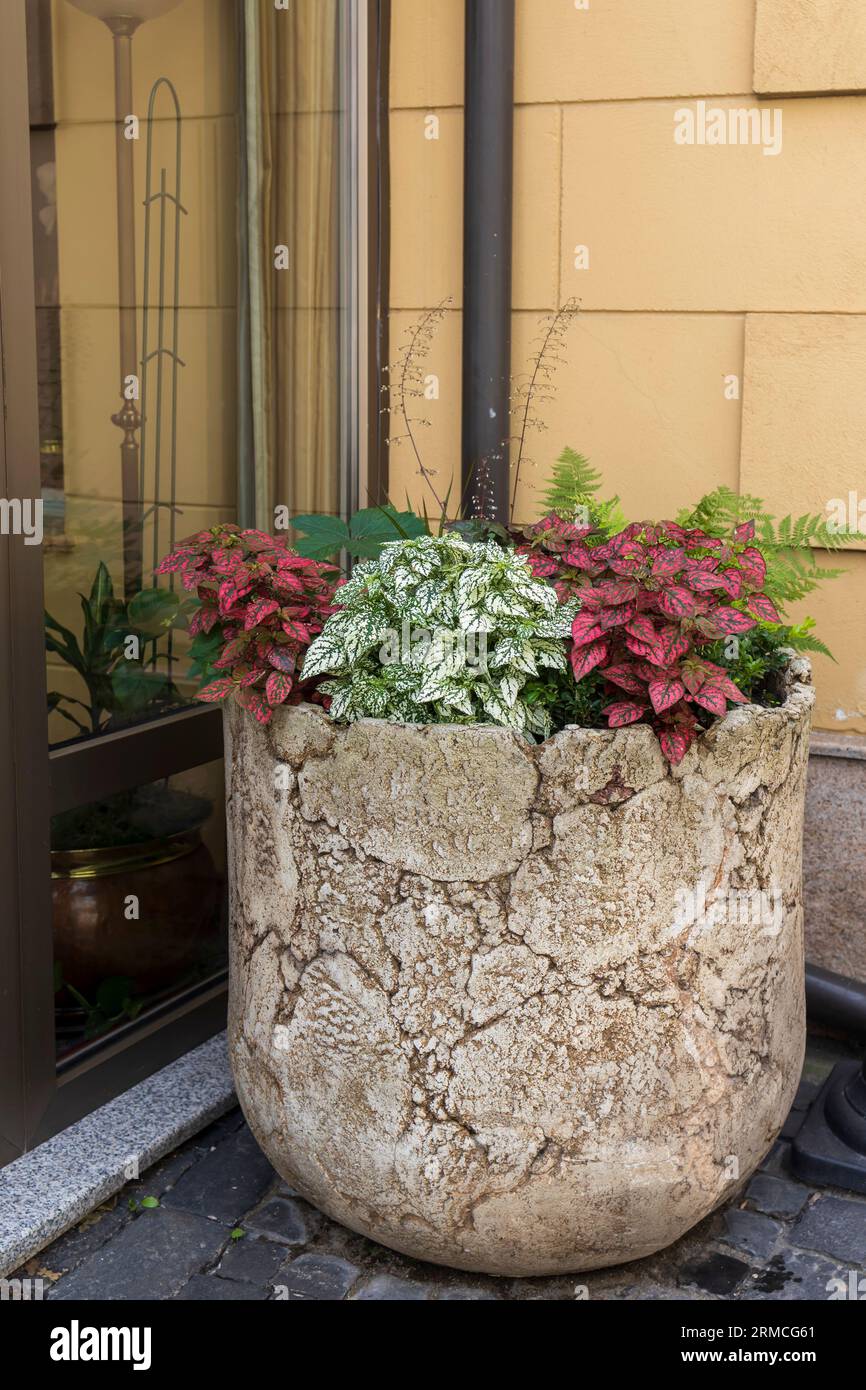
[225,657,813,1276]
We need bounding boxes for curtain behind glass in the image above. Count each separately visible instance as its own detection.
[243,0,342,527]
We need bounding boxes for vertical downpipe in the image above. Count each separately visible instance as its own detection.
[461,0,515,521]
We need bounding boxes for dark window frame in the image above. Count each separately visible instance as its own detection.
[0,0,390,1163]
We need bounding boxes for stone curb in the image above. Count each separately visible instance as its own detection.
[0,1032,234,1277]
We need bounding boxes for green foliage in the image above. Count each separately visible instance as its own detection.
[302,533,577,736]
[523,666,609,732]
[700,628,791,708]
[443,517,512,548]
[537,448,626,535]
[771,617,834,661]
[538,448,601,511]
[701,620,832,710]
[59,972,144,1040]
[677,485,862,617]
[288,505,428,562]
[46,561,183,738]
[187,627,224,690]
[541,460,856,667]
[128,1195,160,1213]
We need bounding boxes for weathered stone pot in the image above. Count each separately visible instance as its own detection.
[225,657,813,1276]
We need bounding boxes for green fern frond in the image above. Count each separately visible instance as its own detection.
[680,485,863,551]
[538,448,626,535]
[783,619,836,662]
[679,485,861,615]
[539,449,603,512]
[787,633,835,660]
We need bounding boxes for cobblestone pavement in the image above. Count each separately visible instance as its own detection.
[15,1034,866,1301]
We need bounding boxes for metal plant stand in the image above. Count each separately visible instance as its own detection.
[139,75,185,621]
[65,0,184,598]
[107,12,145,597]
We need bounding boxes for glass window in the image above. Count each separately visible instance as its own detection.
[30,0,242,749]
[52,761,227,1062]
[16,0,365,1072]
[28,0,353,755]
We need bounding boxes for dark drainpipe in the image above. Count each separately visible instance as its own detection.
[461,0,515,522]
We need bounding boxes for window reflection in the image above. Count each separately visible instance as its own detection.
[26,0,240,747]
[52,762,227,1058]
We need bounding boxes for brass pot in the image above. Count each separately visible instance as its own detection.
[52,827,222,996]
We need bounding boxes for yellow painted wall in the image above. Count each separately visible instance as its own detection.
[388,0,866,733]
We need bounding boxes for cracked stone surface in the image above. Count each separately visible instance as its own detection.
[224,658,814,1276]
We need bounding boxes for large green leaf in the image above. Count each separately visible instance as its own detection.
[350,506,427,545]
[81,561,119,665]
[44,611,86,673]
[188,629,224,687]
[128,586,182,636]
[288,514,351,559]
[88,560,115,615]
[110,660,170,712]
[289,506,428,561]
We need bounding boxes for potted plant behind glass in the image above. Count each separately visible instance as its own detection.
[46,559,184,741]
[46,562,221,1016]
